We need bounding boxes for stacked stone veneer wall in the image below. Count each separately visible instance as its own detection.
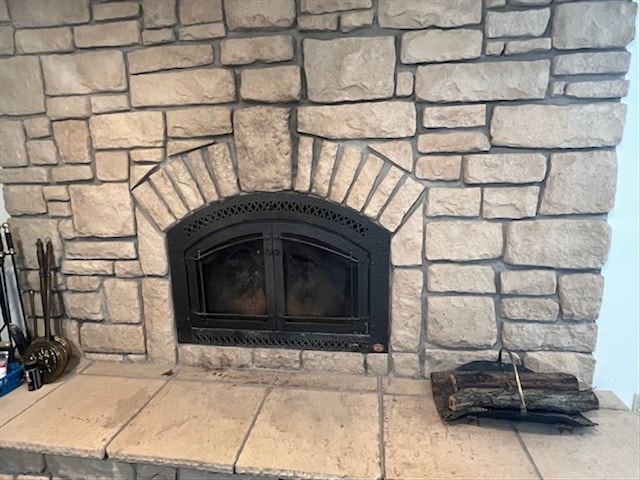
[0,0,636,381]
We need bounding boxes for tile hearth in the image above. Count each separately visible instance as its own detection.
[0,361,638,480]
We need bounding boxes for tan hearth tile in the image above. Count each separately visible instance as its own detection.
[237,388,381,479]
[516,409,640,479]
[384,394,538,479]
[82,361,174,379]
[175,366,276,386]
[273,370,378,392]
[0,375,164,458]
[107,380,266,472]
[382,377,432,396]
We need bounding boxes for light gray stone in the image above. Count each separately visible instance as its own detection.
[130,69,235,107]
[0,119,27,167]
[346,153,384,211]
[364,166,404,219]
[425,221,503,261]
[46,455,135,480]
[390,269,423,352]
[423,105,486,129]
[392,353,421,378]
[137,211,169,276]
[81,323,145,354]
[206,143,239,198]
[464,153,547,184]
[427,264,495,294]
[240,66,301,102]
[90,94,129,114]
[254,348,300,369]
[47,96,90,120]
[427,187,480,217]
[379,0,481,29]
[166,106,231,138]
[95,151,129,182]
[312,141,339,198]
[104,279,141,324]
[416,60,549,102]
[179,344,252,368]
[142,0,176,27]
[70,184,135,237]
[66,240,136,260]
[62,260,114,275]
[379,178,425,232]
[301,351,365,374]
[128,45,213,74]
[505,219,611,269]
[143,278,177,363]
[553,1,637,49]
[90,111,164,148]
[0,449,45,474]
[341,10,374,32]
[0,25,11,55]
[42,51,126,95]
[15,27,73,53]
[93,1,140,20]
[369,141,413,171]
[136,464,176,480]
[491,103,627,148]
[558,274,604,321]
[0,56,45,115]
[23,117,51,139]
[328,145,361,202]
[9,0,89,27]
[234,107,292,192]
[304,37,395,102]
[524,352,596,385]
[485,40,505,56]
[366,353,389,376]
[51,165,92,183]
[301,0,371,13]
[299,101,416,139]
[178,22,226,40]
[424,349,499,375]
[501,298,559,322]
[179,0,222,25]
[294,136,314,193]
[501,270,556,296]
[220,35,293,65]
[401,29,482,63]
[297,13,338,31]
[9,217,61,268]
[63,292,103,320]
[505,38,551,55]
[3,186,46,215]
[428,296,497,348]
[395,71,414,96]
[565,80,629,99]
[553,51,631,75]
[483,186,539,219]
[73,20,140,48]
[541,151,617,215]
[503,322,597,353]
[415,156,461,181]
[391,207,423,267]
[142,28,175,44]
[52,120,90,163]
[486,9,550,38]
[224,0,295,29]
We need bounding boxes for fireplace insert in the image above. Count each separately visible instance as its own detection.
[167,192,390,353]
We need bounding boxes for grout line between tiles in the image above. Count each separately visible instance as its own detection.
[232,386,272,474]
[377,377,387,480]
[512,423,544,480]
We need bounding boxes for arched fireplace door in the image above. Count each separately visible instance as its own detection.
[167,192,391,353]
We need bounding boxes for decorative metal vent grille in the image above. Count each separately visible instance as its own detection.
[192,332,369,352]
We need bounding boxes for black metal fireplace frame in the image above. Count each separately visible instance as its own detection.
[167,192,391,353]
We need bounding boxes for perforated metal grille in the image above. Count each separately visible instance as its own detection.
[183,199,369,237]
[192,332,368,352]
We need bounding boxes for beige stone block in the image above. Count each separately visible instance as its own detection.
[130,69,235,107]
[553,1,637,49]
[0,25,14,55]
[301,0,371,13]
[301,351,365,374]
[418,131,489,154]
[427,187,480,217]
[304,37,395,102]
[341,10,374,31]
[512,0,550,4]
[81,323,146,353]
[184,150,218,203]
[254,348,300,369]
[559,274,604,321]
[565,80,629,99]
[346,153,384,211]
[178,22,226,41]
[206,143,239,198]
[492,103,626,148]
[0,119,27,167]
[464,153,547,184]
[23,118,50,139]
[503,322,597,353]
[0,57,45,115]
[424,349,499,375]
[128,45,213,74]
[179,0,222,25]
[426,221,503,261]
[90,111,164,148]
[379,0,481,28]
[423,105,486,129]
[390,269,423,352]
[505,219,611,269]
[90,94,129,114]
[8,0,89,27]
[485,40,505,56]
[47,201,72,217]
[136,211,168,276]
[66,240,136,260]
[66,276,101,292]
[93,1,140,20]
[221,35,293,65]
[225,0,295,29]
[366,353,389,376]
[95,151,129,182]
[500,270,556,296]
[74,20,139,48]
[167,106,231,138]
[234,107,292,193]
[298,101,416,139]
[487,9,550,38]
[52,120,90,164]
[483,186,539,219]
[311,140,339,198]
[391,207,423,267]
[0,167,49,184]
[179,344,252,368]
[416,60,549,102]
[501,298,559,322]
[51,165,92,183]
[70,184,135,237]
[298,13,338,31]
[43,185,69,201]
[428,264,495,294]
[14,26,73,53]
[59,218,76,239]
[240,65,301,102]
[165,158,204,211]
[541,151,617,215]
[395,71,414,96]
[167,138,213,157]
[0,0,7,21]
[416,155,461,181]
[130,148,164,163]
[142,0,175,27]
[392,352,421,378]
[428,296,497,348]
[63,291,103,320]
[379,178,425,232]
[364,166,404,219]
[2,186,46,215]
[104,278,140,324]
[149,170,188,219]
[402,29,482,64]
[294,136,314,193]
[369,140,413,171]
[142,28,175,44]
[42,51,126,95]
[328,145,360,202]
[524,352,595,385]
[553,51,631,75]
[46,96,90,120]
[505,38,551,55]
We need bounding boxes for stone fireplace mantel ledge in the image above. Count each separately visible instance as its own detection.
[0,361,637,480]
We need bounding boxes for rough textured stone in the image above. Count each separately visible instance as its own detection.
[136,464,176,480]
[301,0,371,13]
[0,119,27,167]
[51,165,92,183]
[179,0,222,25]
[379,0,481,28]
[142,0,175,27]
[131,69,235,106]
[47,96,90,120]
[207,143,239,198]
[366,353,389,376]
[392,353,421,378]
[63,292,103,320]
[42,51,126,95]
[104,279,141,324]
[485,40,505,56]
[81,323,145,354]
[0,56,45,115]
[136,211,169,276]
[128,45,213,74]
[301,351,365,374]
[341,10,374,31]
[416,60,549,102]
[501,298,559,322]
[427,187,480,217]
[184,150,218,202]
[483,186,539,219]
[23,117,51,139]
[418,131,490,154]
[142,28,175,44]
[312,141,339,198]
[503,322,597,353]
[90,95,129,114]
[9,0,89,27]
[540,151,617,215]
[221,35,293,65]
[234,107,292,192]
[415,156,461,181]
[501,270,556,296]
[74,20,140,48]
[304,37,395,103]
[294,136,314,193]
[3,186,46,215]
[43,185,69,201]
[46,455,136,480]
[428,296,497,348]
[240,66,301,102]
[52,120,90,163]
[0,449,45,474]
[505,219,611,269]
[553,52,631,75]
[553,1,637,49]
[90,111,164,148]
[15,27,73,53]
[93,1,140,20]
[130,148,164,163]
[70,184,135,237]
[95,151,129,182]
[167,138,214,157]
[346,153,384,211]
[298,102,416,139]
[369,141,413,171]
[486,9,550,38]
[558,274,604,321]
[167,106,231,138]
[178,22,226,40]
[423,105,486,129]
[165,158,204,211]
[524,352,595,385]
[225,0,295,29]
[364,166,404,219]
[298,13,338,31]
[464,153,547,184]
[505,38,551,55]
[254,348,300,369]
[491,103,626,148]
[424,350,499,375]
[565,80,629,99]
[48,201,72,217]
[142,278,177,363]
[395,71,414,96]
[391,207,423,266]
[401,29,482,64]
[179,344,252,368]
[66,276,101,292]
[379,178,425,232]
[0,167,49,184]
[0,26,12,55]
[428,264,495,294]
[426,221,503,261]
[66,240,136,260]
[9,217,61,268]
[390,269,423,352]
[328,145,360,202]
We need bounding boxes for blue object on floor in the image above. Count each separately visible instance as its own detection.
[0,362,24,397]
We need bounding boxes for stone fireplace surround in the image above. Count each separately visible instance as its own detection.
[0,0,636,383]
